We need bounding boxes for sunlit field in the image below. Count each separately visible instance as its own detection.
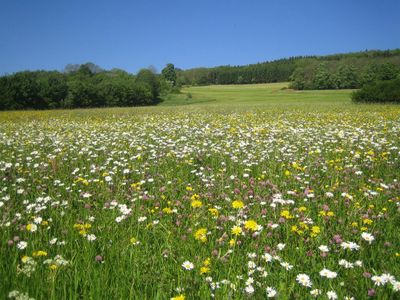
[1,84,400,299]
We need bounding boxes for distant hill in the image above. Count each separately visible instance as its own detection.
[177,49,400,89]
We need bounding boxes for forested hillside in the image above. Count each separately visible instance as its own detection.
[177,49,400,89]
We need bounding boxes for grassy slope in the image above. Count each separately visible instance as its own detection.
[160,83,353,107]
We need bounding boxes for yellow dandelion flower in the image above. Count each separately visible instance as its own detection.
[50,264,58,270]
[363,219,373,225]
[190,194,200,201]
[73,223,83,230]
[208,208,219,216]
[299,222,309,230]
[194,228,207,242]
[244,220,258,231]
[171,295,185,300]
[32,250,48,257]
[232,200,244,209]
[280,210,293,219]
[311,226,321,234]
[191,200,203,208]
[231,225,242,236]
[298,206,307,212]
[203,258,211,267]
[163,207,173,214]
[200,266,210,274]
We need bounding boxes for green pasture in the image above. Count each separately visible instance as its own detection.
[161,83,353,107]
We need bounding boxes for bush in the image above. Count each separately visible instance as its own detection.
[352,78,400,103]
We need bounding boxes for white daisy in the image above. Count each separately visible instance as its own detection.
[320,268,337,279]
[361,232,375,244]
[310,289,322,297]
[182,261,194,270]
[318,245,329,252]
[17,241,28,250]
[266,287,277,298]
[245,285,254,294]
[327,290,338,299]
[296,274,312,287]
[371,276,385,286]
[280,262,293,271]
[86,234,97,241]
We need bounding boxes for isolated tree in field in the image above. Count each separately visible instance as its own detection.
[161,63,177,86]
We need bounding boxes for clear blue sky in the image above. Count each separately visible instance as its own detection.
[1,0,399,74]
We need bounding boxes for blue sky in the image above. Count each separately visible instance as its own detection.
[0,0,399,74]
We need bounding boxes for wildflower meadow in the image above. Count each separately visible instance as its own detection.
[1,97,400,299]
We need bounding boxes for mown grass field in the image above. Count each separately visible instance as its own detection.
[162,83,353,107]
[1,84,400,300]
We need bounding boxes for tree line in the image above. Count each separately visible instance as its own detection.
[176,49,400,89]
[1,49,400,110]
[289,60,400,90]
[0,63,179,110]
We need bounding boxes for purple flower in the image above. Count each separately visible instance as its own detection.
[367,288,376,297]
[363,272,372,278]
